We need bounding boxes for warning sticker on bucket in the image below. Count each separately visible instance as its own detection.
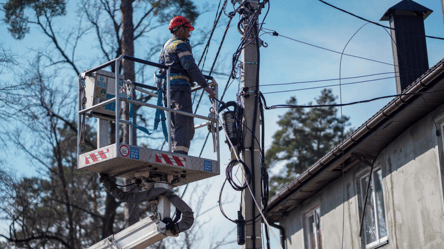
[130,147,139,159]
[119,145,129,157]
[204,160,212,172]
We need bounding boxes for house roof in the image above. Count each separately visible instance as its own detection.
[266,59,444,222]
[380,0,433,21]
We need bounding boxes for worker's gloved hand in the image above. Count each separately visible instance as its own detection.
[190,79,196,87]
[205,87,216,100]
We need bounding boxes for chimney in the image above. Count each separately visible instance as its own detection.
[380,0,433,94]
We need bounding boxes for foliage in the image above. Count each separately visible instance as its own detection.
[3,0,66,39]
[0,0,228,248]
[265,89,351,195]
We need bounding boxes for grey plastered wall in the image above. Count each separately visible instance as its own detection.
[380,104,444,249]
[279,165,362,249]
[278,104,444,249]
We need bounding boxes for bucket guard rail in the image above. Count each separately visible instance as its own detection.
[77,55,220,185]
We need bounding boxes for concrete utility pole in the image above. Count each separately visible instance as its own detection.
[240,0,262,248]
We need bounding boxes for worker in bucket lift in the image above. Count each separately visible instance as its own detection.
[155,16,215,155]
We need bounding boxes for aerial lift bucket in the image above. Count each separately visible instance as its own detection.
[77,55,220,248]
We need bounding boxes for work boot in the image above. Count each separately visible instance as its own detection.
[173,151,188,155]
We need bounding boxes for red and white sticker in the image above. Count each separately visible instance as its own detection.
[119,145,129,157]
[155,153,186,167]
[85,149,110,165]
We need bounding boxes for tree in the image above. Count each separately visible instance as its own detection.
[0,44,17,120]
[265,89,351,195]
[0,0,227,247]
[0,57,104,249]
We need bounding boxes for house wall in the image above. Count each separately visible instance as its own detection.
[279,104,444,249]
[281,161,362,249]
[381,105,444,248]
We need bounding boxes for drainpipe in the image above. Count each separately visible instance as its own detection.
[269,223,285,249]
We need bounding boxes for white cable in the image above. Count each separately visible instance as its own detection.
[214,101,283,249]
[244,176,283,249]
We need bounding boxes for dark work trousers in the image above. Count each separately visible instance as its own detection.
[166,85,194,154]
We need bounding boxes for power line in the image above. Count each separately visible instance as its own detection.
[261,72,396,87]
[318,0,444,41]
[262,76,395,94]
[337,22,368,249]
[261,29,395,67]
[193,0,227,107]
[266,89,444,109]
[194,2,235,114]
[262,28,430,73]
[197,0,224,69]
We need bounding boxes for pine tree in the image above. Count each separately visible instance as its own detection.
[265,89,351,195]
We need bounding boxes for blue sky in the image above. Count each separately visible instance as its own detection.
[1,0,444,248]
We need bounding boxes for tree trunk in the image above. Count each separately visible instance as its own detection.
[102,188,120,238]
[121,0,139,227]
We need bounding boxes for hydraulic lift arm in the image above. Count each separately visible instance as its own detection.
[87,174,194,249]
[87,215,172,249]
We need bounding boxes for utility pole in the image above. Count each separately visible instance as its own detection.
[240,0,262,248]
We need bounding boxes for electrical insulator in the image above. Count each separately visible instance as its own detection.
[237,211,245,245]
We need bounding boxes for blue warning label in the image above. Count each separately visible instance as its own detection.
[204,160,212,172]
[130,147,139,159]
[105,94,115,111]
[96,77,107,88]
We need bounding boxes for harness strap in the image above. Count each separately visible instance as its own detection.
[129,101,153,136]
[154,90,169,142]
[156,38,190,78]
[127,90,168,142]
[155,38,179,80]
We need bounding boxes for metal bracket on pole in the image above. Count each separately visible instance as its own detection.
[352,152,376,167]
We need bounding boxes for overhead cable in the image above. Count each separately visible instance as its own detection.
[193,0,227,107]
[262,28,431,73]
[337,22,369,249]
[318,0,444,41]
[216,104,282,249]
[266,88,444,109]
[260,72,396,86]
[261,76,396,93]
[197,0,224,69]
[262,29,395,67]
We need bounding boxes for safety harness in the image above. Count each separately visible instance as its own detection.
[154,38,193,87]
[128,89,168,142]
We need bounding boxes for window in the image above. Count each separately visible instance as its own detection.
[359,168,387,248]
[305,206,322,249]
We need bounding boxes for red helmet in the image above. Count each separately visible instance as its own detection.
[168,16,194,32]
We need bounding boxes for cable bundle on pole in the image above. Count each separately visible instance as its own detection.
[226,159,251,191]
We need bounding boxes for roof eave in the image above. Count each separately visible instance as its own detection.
[267,59,444,217]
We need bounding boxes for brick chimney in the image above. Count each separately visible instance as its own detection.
[380,0,433,94]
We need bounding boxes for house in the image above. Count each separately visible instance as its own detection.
[266,1,444,248]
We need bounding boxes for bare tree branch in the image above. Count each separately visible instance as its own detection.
[34,13,80,75]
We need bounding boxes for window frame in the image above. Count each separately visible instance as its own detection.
[357,166,388,249]
[438,121,444,210]
[304,205,322,249]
